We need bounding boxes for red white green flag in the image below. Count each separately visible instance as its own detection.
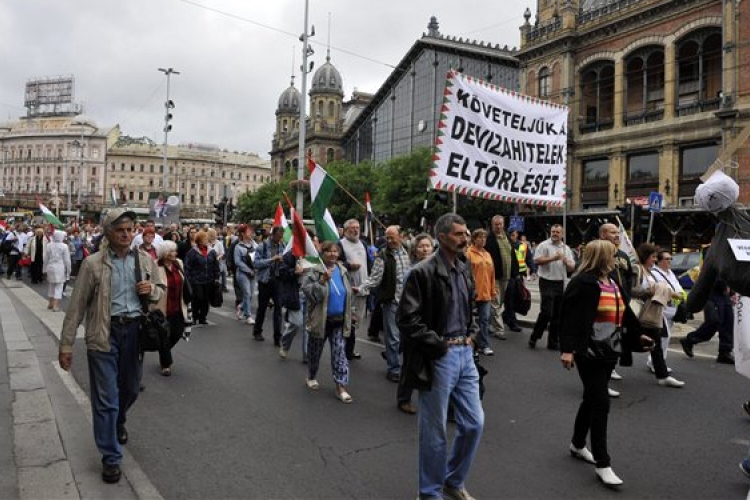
[307,157,339,242]
[282,192,320,262]
[273,201,292,243]
[39,202,65,229]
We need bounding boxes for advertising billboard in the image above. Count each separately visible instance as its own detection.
[24,76,74,107]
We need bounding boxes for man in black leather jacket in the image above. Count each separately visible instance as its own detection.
[397,213,484,500]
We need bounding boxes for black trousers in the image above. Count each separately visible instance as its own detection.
[159,314,186,368]
[502,277,520,327]
[254,281,283,343]
[531,278,564,346]
[6,253,20,279]
[192,283,211,322]
[572,354,616,468]
[644,325,669,379]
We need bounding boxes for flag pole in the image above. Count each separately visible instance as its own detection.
[326,176,387,229]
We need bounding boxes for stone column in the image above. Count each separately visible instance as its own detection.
[663,36,676,120]
[613,55,625,129]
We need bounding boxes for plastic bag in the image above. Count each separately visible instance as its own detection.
[695,170,739,212]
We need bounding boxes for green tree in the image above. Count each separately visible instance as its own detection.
[234,171,299,223]
[323,160,378,225]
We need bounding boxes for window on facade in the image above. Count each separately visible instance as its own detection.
[681,144,718,178]
[580,62,615,132]
[318,101,324,117]
[327,148,335,162]
[676,30,722,112]
[149,164,154,172]
[92,167,96,176]
[138,192,144,201]
[140,164,144,172]
[149,179,154,187]
[92,148,99,159]
[129,191,134,200]
[190,195,195,204]
[111,163,115,171]
[538,67,550,98]
[57,167,61,175]
[328,101,335,117]
[121,163,125,171]
[130,164,135,172]
[191,183,196,190]
[627,153,659,181]
[625,47,665,121]
[583,158,609,184]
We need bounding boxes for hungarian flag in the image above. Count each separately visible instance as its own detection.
[363,191,373,239]
[307,157,339,242]
[282,193,320,262]
[39,202,65,229]
[273,201,292,243]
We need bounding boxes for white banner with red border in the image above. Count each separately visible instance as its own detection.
[431,70,568,207]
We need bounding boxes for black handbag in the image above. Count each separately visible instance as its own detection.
[209,280,223,308]
[673,302,691,324]
[585,282,623,360]
[135,250,170,352]
[177,261,193,304]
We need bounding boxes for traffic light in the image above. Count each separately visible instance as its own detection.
[213,199,226,225]
[226,202,235,223]
[616,204,631,228]
[164,99,174,133]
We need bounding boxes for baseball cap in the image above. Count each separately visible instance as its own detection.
[103,208,137,228]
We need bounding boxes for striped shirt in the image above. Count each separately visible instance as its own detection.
[594,280,624,327]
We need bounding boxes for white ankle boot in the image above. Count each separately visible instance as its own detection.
[569,444,595,464]
[595,467,623,486]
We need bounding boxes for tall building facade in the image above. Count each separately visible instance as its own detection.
[343,17,521,164]
[0,115,114,217]
[107,135,271,220]
[517,0,749,247]
[270,51,373,179]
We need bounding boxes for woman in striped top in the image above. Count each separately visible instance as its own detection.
[560,240,655,488]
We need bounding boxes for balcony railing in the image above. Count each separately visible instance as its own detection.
[676,98,721,117]
[579,118,614,134]
[624,109,664,126]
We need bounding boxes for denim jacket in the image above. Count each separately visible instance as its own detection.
[254,239,286,284]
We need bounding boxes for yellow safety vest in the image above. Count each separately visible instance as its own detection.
[516,242,527,273]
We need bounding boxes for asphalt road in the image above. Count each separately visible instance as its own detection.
[23,280,750,499]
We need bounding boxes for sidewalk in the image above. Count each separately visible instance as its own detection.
[0,278,161,499]
[515,279,705,344]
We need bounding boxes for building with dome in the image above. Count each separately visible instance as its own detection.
[270,50,373,179]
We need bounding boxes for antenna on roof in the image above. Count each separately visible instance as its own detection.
[290,46,296,86]
[326,12,331,62]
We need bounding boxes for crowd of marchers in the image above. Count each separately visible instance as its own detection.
[0,211,741,497]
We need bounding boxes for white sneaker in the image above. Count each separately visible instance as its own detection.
[236,305,244,320]
[481,347,495,356]
[595,467,623,486]
[306,378,319,390]
[658,376,685,388]
[569,443,596,464]
[608,387,620,398]
[279,348,288,360]
[610,370,622,380]
[246,316,255,325]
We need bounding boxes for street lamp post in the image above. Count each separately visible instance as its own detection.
[296,0,314,215]
[158,67,180,195]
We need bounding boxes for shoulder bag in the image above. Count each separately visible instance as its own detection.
[135,250,170,352]
[585,281,623,359]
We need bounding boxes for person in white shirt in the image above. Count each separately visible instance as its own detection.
[130,221,164,250]
[207,228,227,292]
[529,224,575,350]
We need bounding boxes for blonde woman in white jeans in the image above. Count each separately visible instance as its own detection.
[648,249,685,374]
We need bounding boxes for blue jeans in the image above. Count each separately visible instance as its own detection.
[235,272,256,319]
[87,320,142,465]
[418,345,484,498]
[281,292,308,359]
[475,301,491,349]
[383,301,401,375]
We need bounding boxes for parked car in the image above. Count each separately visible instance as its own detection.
[672,251,701,289]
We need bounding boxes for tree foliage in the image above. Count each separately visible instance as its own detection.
[233,147,508,232]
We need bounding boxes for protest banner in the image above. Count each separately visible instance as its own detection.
[431,70,569,207]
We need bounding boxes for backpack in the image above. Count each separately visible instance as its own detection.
[1,232,15,255]
[226,238,240,275]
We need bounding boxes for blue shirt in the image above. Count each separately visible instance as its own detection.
[110,249,142,317]
[326,266,347,317]
[440,251,470,336]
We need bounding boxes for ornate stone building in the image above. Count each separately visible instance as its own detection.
[0,115,114,218]
[270,50,373,179]
[517,0,749,247]
[107,135,271,220]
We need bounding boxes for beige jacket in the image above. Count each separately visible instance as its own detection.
[153,259,190,322]
[59,242,165,354]
[301,262,353,339]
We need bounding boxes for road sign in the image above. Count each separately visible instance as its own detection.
[630,196,649,207]
[648,192,663,213]
[509,215,524,233]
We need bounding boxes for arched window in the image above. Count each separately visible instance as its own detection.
[328,101,335,117]
[624,46,665,124]
[676,29,723,115]
[579,61,615,132]
[538,67,550,97]
[318,101,324,117]
[327,148,335,163]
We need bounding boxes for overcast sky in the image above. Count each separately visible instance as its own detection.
[0,0,532,159]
